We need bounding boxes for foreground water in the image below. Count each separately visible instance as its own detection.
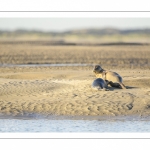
[0,117,150,132]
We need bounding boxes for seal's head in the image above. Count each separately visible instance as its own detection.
[93,65,103,74]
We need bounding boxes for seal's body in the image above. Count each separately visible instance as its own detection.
[92,78,109,91]
[93,65,126,89]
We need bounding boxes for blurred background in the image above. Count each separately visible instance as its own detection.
[0,18,150,43]
[0,18,150,69]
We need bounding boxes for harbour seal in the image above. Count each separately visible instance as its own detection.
[93,65,126,89]
[92,78,109,91]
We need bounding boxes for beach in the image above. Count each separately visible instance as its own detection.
[0,42,150,118]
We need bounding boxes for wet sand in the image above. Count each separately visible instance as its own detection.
[0,43,150,69]
[0,42,150,118]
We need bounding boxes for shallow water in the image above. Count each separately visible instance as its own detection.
[0,63,93,67]
[0,118,150,132]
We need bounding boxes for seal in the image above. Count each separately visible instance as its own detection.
[93,65,126,89]
[92,78,109,91]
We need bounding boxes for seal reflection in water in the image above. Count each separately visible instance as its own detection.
[93,65,126,89]
[92,78,109,91]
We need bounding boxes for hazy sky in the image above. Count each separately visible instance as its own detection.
[0,18,150,32]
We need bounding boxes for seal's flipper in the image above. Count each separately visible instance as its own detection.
[119,83,126,89]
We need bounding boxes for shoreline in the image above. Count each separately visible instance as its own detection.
[1,113,150,121]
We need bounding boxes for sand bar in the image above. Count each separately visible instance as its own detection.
[0,66,150,118]
[0,43,150,118]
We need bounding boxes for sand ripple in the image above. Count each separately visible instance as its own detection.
[0,68,150,117]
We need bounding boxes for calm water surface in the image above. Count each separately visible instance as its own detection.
[0,63,92,67]
[0,118,150,132]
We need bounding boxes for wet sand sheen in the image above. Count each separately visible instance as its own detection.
[0,67,150,118]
